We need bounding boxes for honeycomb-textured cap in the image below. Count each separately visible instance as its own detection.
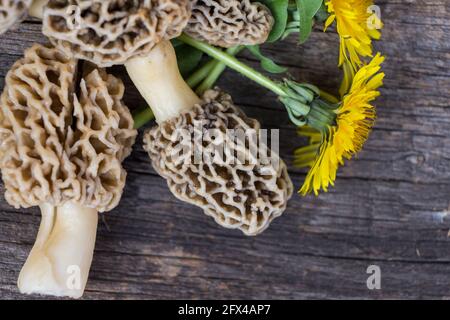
[144,89,293,235]
[0,44,137,212]
[42,0,192,67]
[0,0,32,35]
[185,0,273,48]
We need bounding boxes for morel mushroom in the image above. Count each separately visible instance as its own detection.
[185,0,274,48]
[42,0,191,67]
[41,0,292,234]
[133,41,293,235]
[0,0,47,35]
[41,0,273,64]
[144,88,293,235]
[0,44,137,298]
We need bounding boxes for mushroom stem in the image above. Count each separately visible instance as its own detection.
[131,46,244,129]
[28,0,47,19]
[18,202,98,299]
[125,40,201,124]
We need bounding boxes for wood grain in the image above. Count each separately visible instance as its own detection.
[0,1,450,300]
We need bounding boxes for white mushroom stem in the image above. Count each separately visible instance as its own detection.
[18,201,98,299]
[125,40,201,124]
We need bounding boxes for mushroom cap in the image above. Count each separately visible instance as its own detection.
[0,44,137,212]
[42,0,192,67]
[185,0,274,48]
[0,0,32,35]
[143,89,293,235]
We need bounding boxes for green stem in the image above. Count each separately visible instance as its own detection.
[186,59,217,88]
[196,46,244,95]
[133,107,154,130]
[178,34,287,97]
[319,90,339,104]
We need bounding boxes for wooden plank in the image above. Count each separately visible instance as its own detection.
[0,1,450,299]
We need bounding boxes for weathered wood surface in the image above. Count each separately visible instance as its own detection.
[0,1,450,300]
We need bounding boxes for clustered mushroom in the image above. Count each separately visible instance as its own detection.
[0,0,293,298]
[0,43,137,297]
[0,0,47,35]
[185,0,274,48]
[38,0,291,234]
[41,0,273,64]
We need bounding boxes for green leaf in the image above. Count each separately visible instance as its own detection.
[174,43,204,78]
[259,0,290,42]
[246,45,288,74]
[296,0,324,44]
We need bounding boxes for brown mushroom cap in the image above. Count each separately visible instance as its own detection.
[185,0,274,48]
[0,44,137,212]
[143,89,293,235]
[0,0,32,35]
[42,0,192,67]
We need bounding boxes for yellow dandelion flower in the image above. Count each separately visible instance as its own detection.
[295,53,385,196]
[324,0,383,95]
